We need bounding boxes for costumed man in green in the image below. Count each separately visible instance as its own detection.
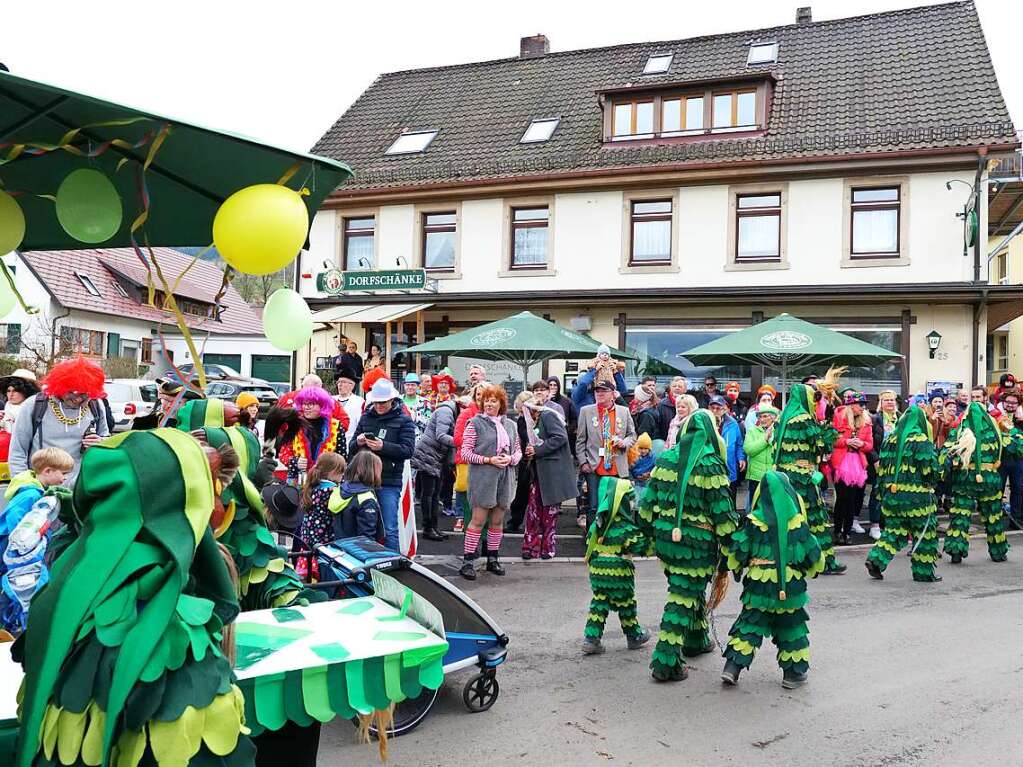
[13,428,252,767]
[720,470,824,689]
[176,397,322,608]
[940,401,1019,564]
[639,409,738,682]
[581,476,651,655]
[772,370,845,575]
[865,407,942,581]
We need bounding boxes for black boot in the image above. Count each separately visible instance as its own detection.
[949,553,963,564]
[423,527,447,542]
[721,660,743,685]
[782,668,808,689]
[486,555,505,576]
[459,557,477,580]
[865,560,884,580]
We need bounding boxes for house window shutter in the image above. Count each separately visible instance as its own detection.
[6,323,20,354]
[107,332,121,358]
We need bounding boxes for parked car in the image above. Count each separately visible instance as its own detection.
[204,380,279,416]
[269,382,291,398]
[106,379,159,432]
[165,363,270,386]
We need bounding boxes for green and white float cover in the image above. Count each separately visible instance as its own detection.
[1,642,21,763]
[234,570,447,734]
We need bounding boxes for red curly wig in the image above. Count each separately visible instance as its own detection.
[361,367,388,395]
[43,356,107,399]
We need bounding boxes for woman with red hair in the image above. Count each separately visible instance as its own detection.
[8,357,110,485]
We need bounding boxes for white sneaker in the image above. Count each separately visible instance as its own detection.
[869,525,881,541]
[851,520,866,534]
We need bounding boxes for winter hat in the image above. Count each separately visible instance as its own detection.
[843,390,867,405]
[757,405,781,418]
[404,372,421,385]
[236,392,259,409]
[636,432,653,449]
[1000,373,1017,388]
[633,384,653,403]
[366,378,400,404]
[927,388,947,403]
[597,343,611,356]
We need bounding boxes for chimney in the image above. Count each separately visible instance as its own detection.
[796,6,812,24]
[520,34,550,59]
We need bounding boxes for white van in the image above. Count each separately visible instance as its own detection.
[105,379,159,432]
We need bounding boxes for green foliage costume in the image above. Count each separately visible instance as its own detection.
[940,402,1019,563]
[177,399,321,609]
[773,384,843,574]
[13,429,252,767]
[583,477,649,646]
[865,408,941,581]
[639,410,737,681]
[722,471,824,686]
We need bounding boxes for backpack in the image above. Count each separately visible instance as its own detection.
[30,396,107,449]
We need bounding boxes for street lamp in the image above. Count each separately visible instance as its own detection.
[926,330,942,359]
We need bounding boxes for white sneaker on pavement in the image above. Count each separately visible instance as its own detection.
[869,525,881,540]
[851,520,866,534]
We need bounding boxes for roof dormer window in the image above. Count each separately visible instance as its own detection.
[520,118,560,144]
[643,54,673,75]
[385,130,438,155]
[747,42,778,65]
[75,272,101,297]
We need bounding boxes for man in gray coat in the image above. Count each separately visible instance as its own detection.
[576,380,637,527]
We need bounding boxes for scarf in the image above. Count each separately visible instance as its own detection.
[522,402,563,447]
[598,404,615,471]
[487,414,510,454]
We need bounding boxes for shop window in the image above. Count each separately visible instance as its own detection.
[623,325,752,390]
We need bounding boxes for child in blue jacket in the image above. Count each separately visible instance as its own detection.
[329,450,386,544]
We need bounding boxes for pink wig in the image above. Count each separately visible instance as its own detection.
[293,385,335,413]
[43,356,106,399]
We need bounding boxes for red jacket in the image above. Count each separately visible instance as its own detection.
[830,406,874,472]
[453,403,480,465]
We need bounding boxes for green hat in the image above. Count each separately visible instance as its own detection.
[176,397,229,430]
[772,383,814,466]
[749,470,803,601]
[757,405,781,418]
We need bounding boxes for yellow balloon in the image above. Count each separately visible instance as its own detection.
[213,184,309,276]
[0,191,26,256]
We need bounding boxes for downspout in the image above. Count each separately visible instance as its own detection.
[50,306,71,359]
[973,288,988,388]
[973,150,987,283]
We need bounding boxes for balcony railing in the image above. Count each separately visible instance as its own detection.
[990,131,1023,179]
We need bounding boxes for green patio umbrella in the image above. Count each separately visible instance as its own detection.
[682,313,902,401]
[0,68,352,249]
[405,311,638,384]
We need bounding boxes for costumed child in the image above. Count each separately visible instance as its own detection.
[940,401,1021,563]
[639,409,738,682]
[587,344,626,390]
[865,407,942,582]
[328,449,386,542]
[720,470,824,689]
[582,476,650,655]
[629,433,655,495]
[295,452,347,579]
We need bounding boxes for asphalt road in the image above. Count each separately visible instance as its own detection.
[321,533,1023,767]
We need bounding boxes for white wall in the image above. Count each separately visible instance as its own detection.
[155,334,288,380]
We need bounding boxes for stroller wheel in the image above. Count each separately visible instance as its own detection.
[463,671,499,713]
[355,686,438,738]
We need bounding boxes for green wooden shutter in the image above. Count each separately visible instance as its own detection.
[107,332,121,358]
[5,323,20,354]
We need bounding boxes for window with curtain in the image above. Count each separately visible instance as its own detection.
[422,212,456,270]
[510,207,550,268]
[736,193,781,261]
[630,200,672,264]
[851,187,900,257]
[343,217,375,270]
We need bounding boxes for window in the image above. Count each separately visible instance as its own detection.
[520,118,560,144]
[997,251,1008,284]
[141,337,154,364]
[612,99,654,138]
[747,42,778,65]
[421,212,456,271]
[343,216,376,270]
[996,335,1009,371]
[712,89,757,131]
[630,200,673,264]
[112,280,129,298]
[851,187,900,258]
[60,327,104,356]
[769,324,900,395]
[384,130,438,155]
[510,206,549,269]
[643,54,673,74]
[0,323,20,354]
[624,325,752,390]
[736,193,782,262]
[660,96,704,135]
[75,272,101,297]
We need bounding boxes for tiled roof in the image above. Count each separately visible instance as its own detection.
[19,247,264,335]
[313,1,1017,191]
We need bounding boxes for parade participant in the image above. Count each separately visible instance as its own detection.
[13,429,251,767]
[721,470,825,689]
[132,377,202,430]
[0,369,39,434]
[235,391,261,437]
[941,401,1018,563]
[865,407,942,582]
[334,365,365,446]
[576,381,638,528]
[425,368,456,411]
[8,356,109,486]
[582,477,651,655]
[743,405,779,506]
[277,385,348,474]
[459,385,522,580]
[640,409,738,681]
[773,369,845,574]
[830,391,873,545]
[743,385,778,429]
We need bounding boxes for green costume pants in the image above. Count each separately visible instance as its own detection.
[865,512,940,579]
[944,491,1009,561]
[724,606,811,673]
[651,539,715,677]
[585,556,641,640]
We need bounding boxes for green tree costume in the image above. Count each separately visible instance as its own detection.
[583,477,649,644]
[865,407,941,581]
[773,384,843,574]
[639,410,738,681]
[722,471,824,684]
[940,402,1018,563]
[177,399,321,608]
[13,429,252,767]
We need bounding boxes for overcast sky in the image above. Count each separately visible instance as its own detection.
[1,0,1019,153]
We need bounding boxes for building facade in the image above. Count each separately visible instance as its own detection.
[298,2,1022,399]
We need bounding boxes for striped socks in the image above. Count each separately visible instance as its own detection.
[464,527,482,558]
[487,528,503,556]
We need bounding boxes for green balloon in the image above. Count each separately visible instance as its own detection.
[0,191,25,255]
[263,288,313,351]
[55,169,122,243]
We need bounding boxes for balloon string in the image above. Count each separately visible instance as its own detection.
[0,261,37,314]
[0,118,158,168]
[275,162,301,187]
